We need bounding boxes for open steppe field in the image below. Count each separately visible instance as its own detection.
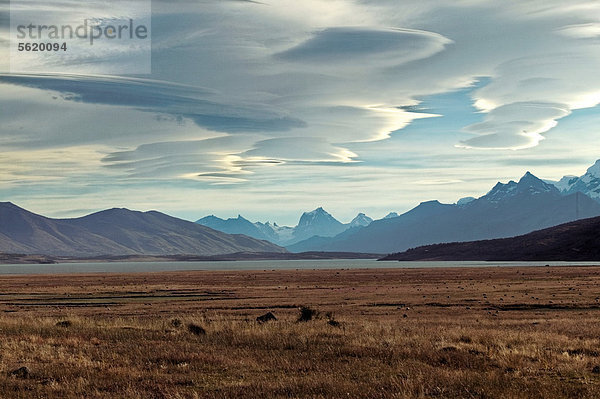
[2,266,600,398]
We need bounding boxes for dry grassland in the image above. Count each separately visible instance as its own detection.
[0,266,600,398]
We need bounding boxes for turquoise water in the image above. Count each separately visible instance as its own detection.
[0,259,599,275]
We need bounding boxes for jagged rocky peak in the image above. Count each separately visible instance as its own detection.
[485,171,558,202]
[297,207,338,227]
[517,171,558,193]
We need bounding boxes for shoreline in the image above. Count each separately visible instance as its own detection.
[1,260,600,277]
[0,251,383,265]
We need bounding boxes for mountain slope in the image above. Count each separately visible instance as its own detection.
[0,202,137,256]
[380,216,600,261]
[0,203,286,257]
[289,172,600,254]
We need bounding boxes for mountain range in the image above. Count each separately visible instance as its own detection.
[0,202,285,257]
[380,215,600,261]
[3,159,600,259]
[288,170,600,254]
[196,159,600,254]
[197,207,382,246]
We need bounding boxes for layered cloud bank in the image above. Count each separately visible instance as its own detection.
[1,0,600,221]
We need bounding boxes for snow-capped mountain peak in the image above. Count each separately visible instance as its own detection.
[517,172,558,193]
[349,213,373,228]
[485,180,518,202]
[551,159,600,201]
[297,207,335,227]
[586,159,600,178]
[484,172,559,202]
[294,207,346,240]
[553,175,579,192]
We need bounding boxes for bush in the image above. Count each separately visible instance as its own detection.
[187,323,206,335]
[297,306,317,322]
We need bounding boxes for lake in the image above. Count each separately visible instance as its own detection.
[0,259,599,275]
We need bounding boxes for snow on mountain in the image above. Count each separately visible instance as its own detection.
[552,175,579,192]
[297,207,327,226]
[383,212,399,219]
[551,159,600,201]
[254,221,295,244]
[349,213,373,228]
[587,159,600,178]
[293,207,347,242]
[484,180,518,202]
[516,172,560,194]
[484,172,559,203]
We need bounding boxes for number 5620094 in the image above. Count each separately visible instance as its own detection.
[17,42,67,51]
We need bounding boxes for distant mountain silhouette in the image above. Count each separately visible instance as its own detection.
[288,172,600,253]
[196,207,374,246]
[380,215,600,261]
[0,202,285,257]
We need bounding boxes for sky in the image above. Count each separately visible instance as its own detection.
[1,0,600,226]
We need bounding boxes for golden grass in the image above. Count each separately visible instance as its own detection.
[0,266,600,398]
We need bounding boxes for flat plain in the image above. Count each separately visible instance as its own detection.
[1,265,600,398]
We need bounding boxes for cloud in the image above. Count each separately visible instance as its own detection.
[0,145,110,186]
[459,102,570,149]
[414,179,464,185]
[245,137,357,163]
[0,74,305,133]
[3,0,600,221]
[557,23,600,38]
[462,49,600,148]
[276,27,451,68]
[101,135,357,184]
[101,136,260,182]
